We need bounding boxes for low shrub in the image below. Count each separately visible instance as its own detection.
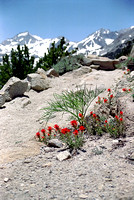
[116,56,134,70]
[53,55,84,75]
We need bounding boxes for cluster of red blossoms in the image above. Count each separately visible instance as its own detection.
[122,88,132,92]
[70,120,85,135]
[115,111,123,122]
[36,126,54,139]
[96,88,114,104]
[90,111,99,120]
[124,68,130,75]
[36,118,85,140]
[103,111,123,128]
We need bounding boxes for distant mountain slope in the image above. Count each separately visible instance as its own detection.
[101,26,134,58]
[0,26,134,63]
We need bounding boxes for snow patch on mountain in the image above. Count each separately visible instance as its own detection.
[105,38,114,45]
[17,32,29,37]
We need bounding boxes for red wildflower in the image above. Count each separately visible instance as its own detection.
[104,124,106,127]
[79,113,84,118]
[115,115,119,120]
[128,88,131,91]
[90,111,93,115]
[127,69,130,72]
[120,111,123,115]
[54,134,56,137]
[61,128,70,134]
[70,120,78,127]
[105,120,108,123]
[104,98,108,103]
[79,126,85,131]
[122,88,127,92]
[93,113,97,118]
[42,136,45,139]
[110,94,113,99]
[41,129,45,134]
[107,88,111,92]
[48,133,50,136]
[36,132,40,138]
[120,118,123,121]
[48,126,52,132]
[97,96,101,104]
[73,130,79,136]
[54,124,60,131]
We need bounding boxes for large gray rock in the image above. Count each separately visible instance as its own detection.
[27,73,50,91]
[73,66,92,76]
[1,77,28,102]
[46,68,59,77]
[90,64,100,70]
[0,92,5,107]
[82,57,92,66]
[91,57,115,70]
[118,56,128,62]
[117,94,134,136]
[130,45,134,57]
[36,68,47,79]
[82,56,120,70]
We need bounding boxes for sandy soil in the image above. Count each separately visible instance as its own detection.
[0,69,134,200]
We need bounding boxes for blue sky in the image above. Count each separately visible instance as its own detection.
[0,0,134,43]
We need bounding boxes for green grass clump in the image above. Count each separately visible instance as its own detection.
[42,86,103,123]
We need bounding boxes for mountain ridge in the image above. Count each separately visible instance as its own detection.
[0,26,134,63]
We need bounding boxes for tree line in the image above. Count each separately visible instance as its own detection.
[0,37,77,89]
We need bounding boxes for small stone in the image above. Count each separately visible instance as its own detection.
[56,150,71,161]
[42,162,52,167]
[4,178,9,182]
[23,159,31,163]
[79,194,88,199]
[48,139,63,148]
[24,190,29,193]
[30,184,36,187]
[0,166,6,169]
[105,175,112,182]
[98,184,104,190]
[128,152,134,160]
[112,139,119,145]
[41,146,55,153]
[21,98,31,108]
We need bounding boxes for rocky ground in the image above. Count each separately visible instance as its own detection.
[0,69,134,200]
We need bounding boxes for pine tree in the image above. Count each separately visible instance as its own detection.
[36,37,77,70]
[0,54,12,89]
[11,45,35,79]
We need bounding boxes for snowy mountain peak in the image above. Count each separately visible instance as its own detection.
[130,26,134,29]
[94,28,110,35]
[17,31,29,37]
[0,27,134,63]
